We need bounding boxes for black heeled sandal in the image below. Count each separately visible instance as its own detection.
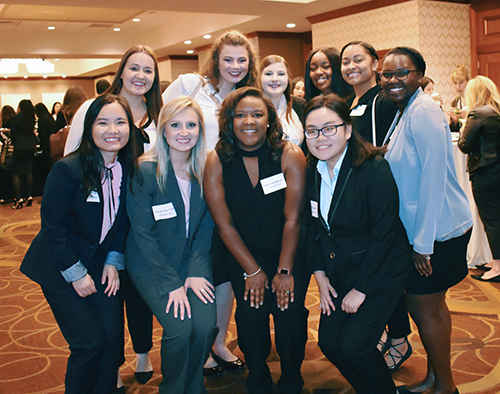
[11,198,25,209]
[26,196,33,207]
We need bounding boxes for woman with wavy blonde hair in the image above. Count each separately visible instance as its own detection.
[459,76,500,281]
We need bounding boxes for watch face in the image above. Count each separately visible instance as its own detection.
[278,268,290,275]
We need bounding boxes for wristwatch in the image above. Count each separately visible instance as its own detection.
[277,267,290,275]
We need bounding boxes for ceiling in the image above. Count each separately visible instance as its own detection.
[0,0,367,78]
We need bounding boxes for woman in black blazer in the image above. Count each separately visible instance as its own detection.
[20,94,138,394]
[304,94,411,394]
[125,96,217,394]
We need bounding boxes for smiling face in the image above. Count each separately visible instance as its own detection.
[261,62,288,99]
[309,51,333,94]
[381,54,422,111]
[233,95,268,151]
[120,52,155,97]
[218,45,249,87]
[341,44,378,90]
[164,107,200,155]
[92,102,130,164]
[293,80,305,98]
[305,107,351,170]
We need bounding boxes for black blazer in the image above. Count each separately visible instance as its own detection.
[20,154,129,292]
[305,144,411,295]
[125,161,214,297]
[458,105,500,173]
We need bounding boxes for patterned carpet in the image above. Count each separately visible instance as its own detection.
[1,198,500,394]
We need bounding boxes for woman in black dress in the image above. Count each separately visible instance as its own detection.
[204,87,309,394]
[9,99,37,209]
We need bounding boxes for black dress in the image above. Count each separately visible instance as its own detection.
[216,142,310,394]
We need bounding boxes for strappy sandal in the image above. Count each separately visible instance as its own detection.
[385,337,412,373]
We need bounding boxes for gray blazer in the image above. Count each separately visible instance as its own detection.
[125,161,214,296]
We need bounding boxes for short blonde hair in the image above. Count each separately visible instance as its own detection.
[464,75,500,116]
[451,64,470,82]
[141,96,206,193]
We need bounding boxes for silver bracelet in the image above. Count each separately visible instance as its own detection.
[243,266,261,280]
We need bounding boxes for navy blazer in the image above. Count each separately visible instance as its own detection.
[125,161,214,297]
[20,154,129,292]
[306,143,411,295]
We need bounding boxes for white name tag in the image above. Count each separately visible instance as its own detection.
[350,105,367,117]
[260,173,287,195]
[86,191,100,203]
[152,202,177,221]
[310,200,319,218]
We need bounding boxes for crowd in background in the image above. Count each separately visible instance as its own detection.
[2,29,498,394]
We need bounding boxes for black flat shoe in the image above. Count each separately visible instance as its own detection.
[203,363,224,377]
[475,263,492,271]
[135,370,153,384]
[471,273,500,282]
[212,352,245,371]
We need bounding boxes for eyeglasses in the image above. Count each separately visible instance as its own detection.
[379,69,418,82]
[304,123,345,139]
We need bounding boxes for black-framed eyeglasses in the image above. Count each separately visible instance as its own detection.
[379,69,418,82]
[304,123,346,139]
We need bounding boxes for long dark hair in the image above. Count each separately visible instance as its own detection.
[1,105,16,128]
[303,94,385,167]
[216,87,284,163]
[107,45,162,126]
[304,47,353,101]
[18,100,36,132]
[34,103,52,119]
[76,94,138,194]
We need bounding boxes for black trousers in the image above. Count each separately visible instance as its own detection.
[471,161,500,259]
[386,294,411,339]
[43,279,122,394]
[318,286,401,394]
[230,248,310,394]
[119,270,153,354]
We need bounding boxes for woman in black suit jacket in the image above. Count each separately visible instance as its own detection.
[304,94,411,394]
[20,94,138,394]
[125,96,217,394]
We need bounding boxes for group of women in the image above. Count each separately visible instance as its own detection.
[20,28,496,394]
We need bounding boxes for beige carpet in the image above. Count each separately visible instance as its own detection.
[1,198,500,393]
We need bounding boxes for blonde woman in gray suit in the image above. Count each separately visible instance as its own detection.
[125,96,217,394]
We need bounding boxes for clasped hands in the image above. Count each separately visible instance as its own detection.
[72,264,119,298]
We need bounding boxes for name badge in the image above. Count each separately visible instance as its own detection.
[350,105,367,117]
[86,191,100,203]
[152,202,177,221]
[310,200,318,218]
[260,173,287,195]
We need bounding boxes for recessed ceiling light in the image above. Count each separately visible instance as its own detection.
[113,28,121,32]
[43,75,47,78]
[48,26,55,30]
[184,40,192,45]
[286,23,296,28]
[54,58,60,61]
[187,50,194,54]
[24,75,28,78]
[133,18,140,22]
[3,76,7,79]
[203,34,211,39]
[62,75,66,78]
